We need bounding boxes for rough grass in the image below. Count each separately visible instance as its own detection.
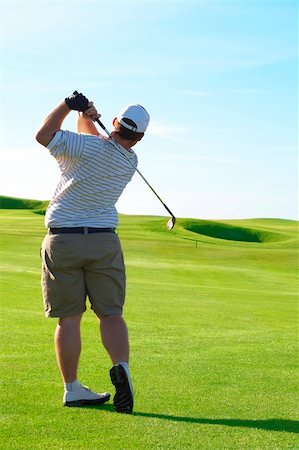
[0,206,298,449]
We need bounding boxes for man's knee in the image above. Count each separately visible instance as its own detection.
[97,313,121,320]
[58,313,83,326]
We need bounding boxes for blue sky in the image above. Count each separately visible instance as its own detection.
[0,0,297,220]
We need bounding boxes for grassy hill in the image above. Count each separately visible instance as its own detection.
[0,195,49,213]
[1,195,296,245]
[0,201,298,449]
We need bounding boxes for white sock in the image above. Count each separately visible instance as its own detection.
[118,361,129,372]
[64,380,81,392]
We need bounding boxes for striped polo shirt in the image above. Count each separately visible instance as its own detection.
[45,130,137,228]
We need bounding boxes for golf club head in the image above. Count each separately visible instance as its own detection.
[167,217,176,230]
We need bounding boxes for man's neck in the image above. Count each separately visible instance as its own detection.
[110,131,133,150]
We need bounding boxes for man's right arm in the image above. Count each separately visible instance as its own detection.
[35,101,70,147]
[36,92,97,147]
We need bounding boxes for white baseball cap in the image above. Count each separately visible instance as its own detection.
[117,104,150,133]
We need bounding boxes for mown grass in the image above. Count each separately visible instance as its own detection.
[0,207,298,449]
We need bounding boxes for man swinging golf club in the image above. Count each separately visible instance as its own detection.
[36,91,150,414]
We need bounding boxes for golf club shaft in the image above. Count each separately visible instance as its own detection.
[95,118,176,222]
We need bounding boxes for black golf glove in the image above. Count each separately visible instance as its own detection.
[65,91,89,112]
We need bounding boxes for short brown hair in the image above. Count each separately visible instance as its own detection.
[114,118,144,141]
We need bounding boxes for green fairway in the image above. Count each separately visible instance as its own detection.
[0,207,298,449]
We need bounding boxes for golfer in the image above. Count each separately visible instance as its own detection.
[35,91,150,414]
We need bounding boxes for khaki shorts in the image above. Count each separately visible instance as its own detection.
[41,232,126,318]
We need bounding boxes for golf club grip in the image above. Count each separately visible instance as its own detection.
[72,91,89,112]
[96,118,110,135]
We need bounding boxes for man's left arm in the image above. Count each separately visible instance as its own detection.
[77,104,101,135]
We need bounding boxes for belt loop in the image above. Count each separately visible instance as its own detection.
[84,227,88,235]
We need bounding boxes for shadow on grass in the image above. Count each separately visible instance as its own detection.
[86,404,298,434]
[133,413,299,434]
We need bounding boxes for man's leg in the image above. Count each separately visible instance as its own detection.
[41,233,110,407]
[98,314,134,414]
[98,314,129,364]
[54,313,83,383]
[54,312,110,407]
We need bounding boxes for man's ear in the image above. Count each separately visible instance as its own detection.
[112,117,117,127]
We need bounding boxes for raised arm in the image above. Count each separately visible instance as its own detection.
[77,109,100,136]
[35,92,100,147]
[35,101,70,147]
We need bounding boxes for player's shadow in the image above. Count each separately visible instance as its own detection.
[132,413,298,434]
[89,405,298,434]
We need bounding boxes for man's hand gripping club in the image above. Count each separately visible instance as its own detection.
[36,91,100,146]
[66,91,101,122]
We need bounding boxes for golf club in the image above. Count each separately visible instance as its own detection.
[72,91,176,229]
[95,117,176,230]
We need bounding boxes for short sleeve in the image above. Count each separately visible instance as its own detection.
[47,130,85,161]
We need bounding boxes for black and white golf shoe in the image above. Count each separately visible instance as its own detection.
[110,363,134,414]
[63,385,110,407]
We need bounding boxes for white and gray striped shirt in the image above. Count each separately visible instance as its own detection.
[45,130,137,228]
